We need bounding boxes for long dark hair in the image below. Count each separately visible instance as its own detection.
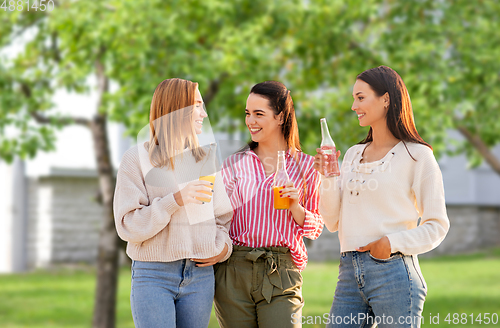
[357,66,431,158]
[246,81,301,155]
[242,81,307,203]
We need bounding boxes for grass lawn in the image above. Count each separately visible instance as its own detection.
[0,249,499,328]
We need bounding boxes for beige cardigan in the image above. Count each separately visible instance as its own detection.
[113,144,233,262]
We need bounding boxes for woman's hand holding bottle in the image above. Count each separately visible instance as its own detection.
[278,181,301,209]
[319,118,341,177]
[279,180,308,227]
[314,148,341,176]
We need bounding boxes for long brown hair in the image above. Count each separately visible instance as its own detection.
[247,80,301,155]
[357,66,431,158]
[147,78,206,169]
[245,81,307,203]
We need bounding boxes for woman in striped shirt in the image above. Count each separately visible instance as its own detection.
[214,81,324,328]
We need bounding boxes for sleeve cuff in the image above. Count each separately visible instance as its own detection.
[386,232,404,254]
[220,240,233,262]
[215,230,233,262]
[162,193,182,216]
[300,210,323,239]
[302,211,315,231]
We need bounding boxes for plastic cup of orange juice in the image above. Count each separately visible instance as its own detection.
[273,185,290,210]
[197,175,215,202]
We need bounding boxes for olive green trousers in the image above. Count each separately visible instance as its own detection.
[214,245,303,328]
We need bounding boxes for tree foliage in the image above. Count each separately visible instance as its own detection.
[3,0,498,168]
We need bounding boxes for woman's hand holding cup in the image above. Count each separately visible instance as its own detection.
[174,179,214,206]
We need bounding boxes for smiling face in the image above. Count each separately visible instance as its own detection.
[192,87,207,134]
[351,79,389,128]
[245,93,284,144]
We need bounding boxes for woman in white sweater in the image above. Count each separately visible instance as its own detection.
[315,66,449,328]
[113,78,233,328]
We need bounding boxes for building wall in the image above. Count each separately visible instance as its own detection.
[26,175,103,269]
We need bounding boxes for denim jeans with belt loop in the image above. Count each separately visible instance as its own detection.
[130,259,214,328]
[326,251,427,328]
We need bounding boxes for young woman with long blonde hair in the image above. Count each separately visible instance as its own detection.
[114,78,232,328]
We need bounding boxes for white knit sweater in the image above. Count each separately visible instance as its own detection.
[319,141,450,255]
[113,144,233,262]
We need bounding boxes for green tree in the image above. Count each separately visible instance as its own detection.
[303,0,500,172]
[376,0,500,173]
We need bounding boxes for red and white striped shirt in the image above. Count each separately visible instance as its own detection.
[222,148,323,271]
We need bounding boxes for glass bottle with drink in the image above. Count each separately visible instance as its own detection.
[320,118,340,177]
[273,150,290,210]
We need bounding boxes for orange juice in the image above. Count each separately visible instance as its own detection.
[273,186,290,210]
[197,175,215,202]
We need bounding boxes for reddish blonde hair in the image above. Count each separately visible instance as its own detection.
[147,78,205,169]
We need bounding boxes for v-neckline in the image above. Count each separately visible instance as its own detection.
[359,140,402,165]
[248,148,287,179]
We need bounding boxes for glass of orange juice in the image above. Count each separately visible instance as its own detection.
[197,175,215,202]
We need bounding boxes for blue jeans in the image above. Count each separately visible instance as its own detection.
[130,259,214,328]
[326,251,426,328]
